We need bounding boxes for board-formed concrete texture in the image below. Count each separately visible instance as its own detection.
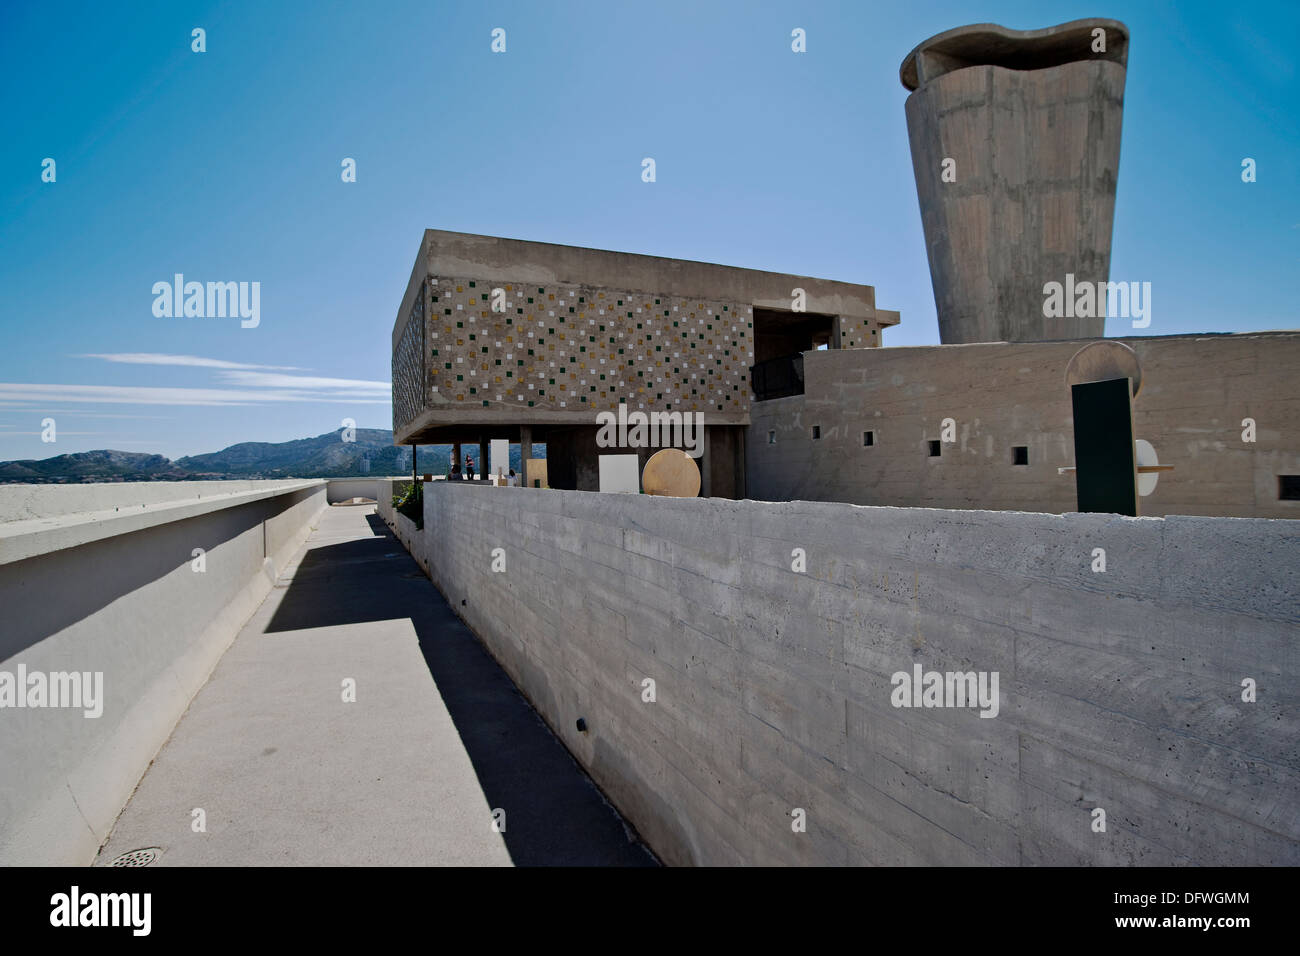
[0,480,328,866]
[419,482,1298,866]
[901,19,1128,343]
[747,331,1300,519]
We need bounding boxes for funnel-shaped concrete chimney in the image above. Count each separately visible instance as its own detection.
[900,19,1129,344]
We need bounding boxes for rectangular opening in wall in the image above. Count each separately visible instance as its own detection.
[928,439,941,457]
[768,430,776,445]
[1280,476,1300,500]
[1013,445,1029,465]
[863,430,874,447]
[750,306,835,401]
[812,425,821,440]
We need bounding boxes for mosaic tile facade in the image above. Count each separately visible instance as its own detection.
[392,293,425,432]
[834,313,880,349]
[419,276,757,421]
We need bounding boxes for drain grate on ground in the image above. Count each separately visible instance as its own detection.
[107,847,161,867]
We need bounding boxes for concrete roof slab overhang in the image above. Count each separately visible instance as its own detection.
[393,230,884,349]
[900,18,1129,91]
[392,230,902,445]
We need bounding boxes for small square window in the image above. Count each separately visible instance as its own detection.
[1013,446,1029,466]
[768,431,776,445]
[812,425,821,440]
[928,440,941,457]
[863,431,874,447]
[1280,476,1300,500]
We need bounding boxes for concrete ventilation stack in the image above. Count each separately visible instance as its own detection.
[900,19,1129,344]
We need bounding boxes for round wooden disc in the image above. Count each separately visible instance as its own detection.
[1065,341,1142,397]
[642,449,701,497]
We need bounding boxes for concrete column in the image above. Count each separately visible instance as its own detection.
[479,437,489,483]
[519,426,532,487]
[734,427,746,500]
[452,443,461,473]
[700,427,712,498]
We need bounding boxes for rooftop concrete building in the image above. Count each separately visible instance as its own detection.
[748,331,1300,519]
[391,230,899,496]
[901,19,1129,344]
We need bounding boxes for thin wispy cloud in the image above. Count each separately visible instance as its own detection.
[1,354,390,410]
[77,353,305,371]
[0,384,387,407]
[14,410,174,420]
[2,430,105,437]
[215,370,390,393]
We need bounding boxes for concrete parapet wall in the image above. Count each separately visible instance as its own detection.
[0,480,327,865]
[0,479,317,523]
[374,478,412,526]
[325,477,395,504]
[417,482,1298,865]
[375,478,426,572]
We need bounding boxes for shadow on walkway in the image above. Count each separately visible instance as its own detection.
[266,508,657,866]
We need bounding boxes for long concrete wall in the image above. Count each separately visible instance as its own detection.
[748,332,1300,518]
[418,482,1298,865]
[0,480,327,865]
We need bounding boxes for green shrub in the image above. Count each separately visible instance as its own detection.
[392,482,423,529]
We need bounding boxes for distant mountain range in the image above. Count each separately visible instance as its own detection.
[0,428,534,483]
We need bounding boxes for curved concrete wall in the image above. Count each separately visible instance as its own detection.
[901,20,1128,343]
[0,480,326,865]
[326,477,401,504]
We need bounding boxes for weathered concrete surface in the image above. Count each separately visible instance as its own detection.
[0,479,322,524]
[747,332,1300,519]
[0,479,324,564]
[901,19,1128,343]
[95,505,656,867]
[391,230,900,445]
[420,482,1299,866]
[395,229,887,353]
[0,482,326,866]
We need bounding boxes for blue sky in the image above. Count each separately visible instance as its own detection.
[1,0,1295,461]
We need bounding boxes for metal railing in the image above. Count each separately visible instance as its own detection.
[750,353,805,401]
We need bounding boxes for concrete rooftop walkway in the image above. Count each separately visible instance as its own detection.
[95,505,656,867]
